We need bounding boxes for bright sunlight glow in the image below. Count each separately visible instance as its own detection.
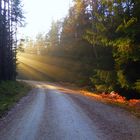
[20,0,72,38]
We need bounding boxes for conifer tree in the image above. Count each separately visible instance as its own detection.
[0,0,24,81]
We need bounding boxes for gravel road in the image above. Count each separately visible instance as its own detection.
[0,81,140,140]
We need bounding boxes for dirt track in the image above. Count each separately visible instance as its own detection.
[0,81,140,140]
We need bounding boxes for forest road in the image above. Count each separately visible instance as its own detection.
[0,80,140,140]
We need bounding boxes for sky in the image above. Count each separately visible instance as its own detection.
[19,0,72,38]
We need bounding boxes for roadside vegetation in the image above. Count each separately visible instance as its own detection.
[0,81,31,117]
[80,90,140,118]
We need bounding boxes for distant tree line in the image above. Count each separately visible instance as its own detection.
[0,0,23,81]
[21,0,140,98]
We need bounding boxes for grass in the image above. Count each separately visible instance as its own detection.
[0,81,31,117]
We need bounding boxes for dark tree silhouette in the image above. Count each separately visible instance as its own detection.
[0,0,24,81]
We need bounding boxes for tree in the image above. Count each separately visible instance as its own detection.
[47,20,61,48]
[0,0,24,81]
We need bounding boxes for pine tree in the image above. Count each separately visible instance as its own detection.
[0,0,24,81]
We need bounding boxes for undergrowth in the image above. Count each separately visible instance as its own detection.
[0,81,31,117]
